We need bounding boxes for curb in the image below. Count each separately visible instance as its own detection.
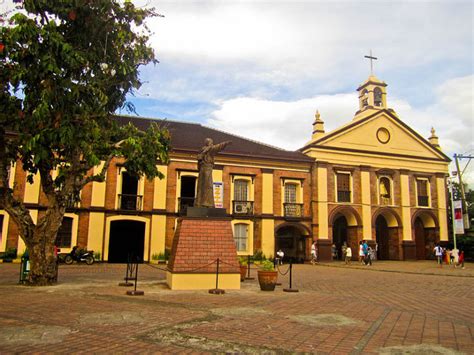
[316,262,473,278]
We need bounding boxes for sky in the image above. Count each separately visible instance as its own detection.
[123,0,473,185]
[2,0,473,185]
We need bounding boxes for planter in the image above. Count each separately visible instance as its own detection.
[257,270,278,291]
[240,265,247,281]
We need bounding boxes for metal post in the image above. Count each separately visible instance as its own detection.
[283,260,299,293]
[119,253,133,286]
[126,258,144,296]
[245,254,254,280]
[209,258,225,294]
[449,179,457,251]
[454,154,470,230]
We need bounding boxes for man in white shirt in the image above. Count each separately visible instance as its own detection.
[434,244,443,268]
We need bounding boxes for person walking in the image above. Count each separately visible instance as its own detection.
[358,241,364,264]
[458,250,465,269]
[434,244,443,268]
[311,242,318,265]
[362,240,369,265]
[366,245,373,266]
[345,246,352,265]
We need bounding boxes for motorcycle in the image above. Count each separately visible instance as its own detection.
[62,246,95,265]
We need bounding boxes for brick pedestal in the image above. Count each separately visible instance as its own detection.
[317,239,332,262]
[166,217,240,290]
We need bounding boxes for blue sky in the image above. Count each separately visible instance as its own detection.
[123,0,473,184]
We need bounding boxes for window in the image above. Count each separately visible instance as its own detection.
[416,179,429,207]
[336,173,351,202]
[233,223,248,252]
[234,179,248,201]
[284,183,297,204]
[379,177,391,205]
[55,217,73,248]
[361,89,368,107]
[374,87,383,107]
[119,171,142,210]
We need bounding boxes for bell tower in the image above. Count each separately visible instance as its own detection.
[355,51,388,119]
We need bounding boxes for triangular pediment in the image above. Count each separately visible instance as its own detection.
[303,110,450,162]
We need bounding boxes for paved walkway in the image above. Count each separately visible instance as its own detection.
[0,261,472,354]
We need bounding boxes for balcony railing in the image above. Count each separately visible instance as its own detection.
[283,203,303,218]
[418,195,429,207]
[232,200,254,216]
[178,196,195,215]
[337,190,351,203]
[118,194,143,211]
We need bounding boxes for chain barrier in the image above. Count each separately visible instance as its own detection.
[276,263,291,276]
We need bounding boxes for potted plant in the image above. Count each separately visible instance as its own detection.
[257,260,278,291]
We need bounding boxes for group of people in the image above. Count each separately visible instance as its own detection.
[356,240,375,266]
[433,244,465,268]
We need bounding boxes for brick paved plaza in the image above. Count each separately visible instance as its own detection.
[0,261,472,354]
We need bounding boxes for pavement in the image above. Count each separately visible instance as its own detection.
[0,260,472,354]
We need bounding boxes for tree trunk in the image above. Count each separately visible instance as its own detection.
[25,206,64,286]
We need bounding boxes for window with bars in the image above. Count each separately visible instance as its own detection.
[416,179,429,207]
[234,179,249,201]
[55,217,73,248]
[233,223,248,252]
[336,173,351,202]
[284,183,297,203]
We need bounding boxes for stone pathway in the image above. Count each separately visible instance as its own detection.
[0,261,472,354]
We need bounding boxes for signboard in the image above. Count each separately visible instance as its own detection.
[213,182,223,208]
[454,200,464,234]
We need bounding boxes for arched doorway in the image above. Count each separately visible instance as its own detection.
[413,212,438,260]
[108,220,145,263]
[333,216,348,260]
[275,226,306,263]
[375,215,389,260]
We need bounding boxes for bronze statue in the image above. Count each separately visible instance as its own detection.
[195,138,231,208]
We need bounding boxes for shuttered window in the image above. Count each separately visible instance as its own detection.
[234,223,248,252]
[55,217,73,248]
[234,180,248,201]
[284,184,297,203]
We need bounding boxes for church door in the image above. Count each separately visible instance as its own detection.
[275,226,306,263]
[414,218,427,260]
[375,215,389,260]
[108,220,145,263]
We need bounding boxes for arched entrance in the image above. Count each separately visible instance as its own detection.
[329,206,361,261]
[108,220,145,263]
[413,212,438,260]
[375,215,389,260]
[275,225,307,263]
[333,216,348,260]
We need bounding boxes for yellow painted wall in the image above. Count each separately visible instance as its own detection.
[436,177,448,241]
[360,170,372,240]
[261,219,275,258]
[166,272,240,290]
[87,212,105,258]
[262,173,273,214]
[150,215,167,257]
[317,167,329,239]
[91,162,106,207]
[153,166,168,209]
[400,174,412,240]
[24,173,40,204]
[0,212,10,252]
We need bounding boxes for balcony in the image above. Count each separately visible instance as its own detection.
[283,203,303,218]
[418,195,429,207]
[337,190,351,203]
[178,196,195,215]
[118,194,143,211]
[232,200,254,216]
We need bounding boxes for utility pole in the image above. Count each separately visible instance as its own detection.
[454,153,473,230]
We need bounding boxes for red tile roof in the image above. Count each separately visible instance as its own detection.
[115,115,313,164]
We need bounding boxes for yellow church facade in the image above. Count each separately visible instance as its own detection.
[0,75,450,263]
[301,75,450,260]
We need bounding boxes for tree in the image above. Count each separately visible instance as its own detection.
[0,0,170,285]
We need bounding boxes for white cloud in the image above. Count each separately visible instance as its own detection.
[206,75,474,185]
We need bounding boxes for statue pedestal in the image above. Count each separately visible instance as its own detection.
[166,213,240,290]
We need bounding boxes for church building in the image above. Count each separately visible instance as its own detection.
[0,73,451,262]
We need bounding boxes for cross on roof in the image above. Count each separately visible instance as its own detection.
[364,50,377,75]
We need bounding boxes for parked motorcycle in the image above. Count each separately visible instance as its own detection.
[63,246,94,265]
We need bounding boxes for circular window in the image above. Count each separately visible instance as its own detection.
[376,128,390,144]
